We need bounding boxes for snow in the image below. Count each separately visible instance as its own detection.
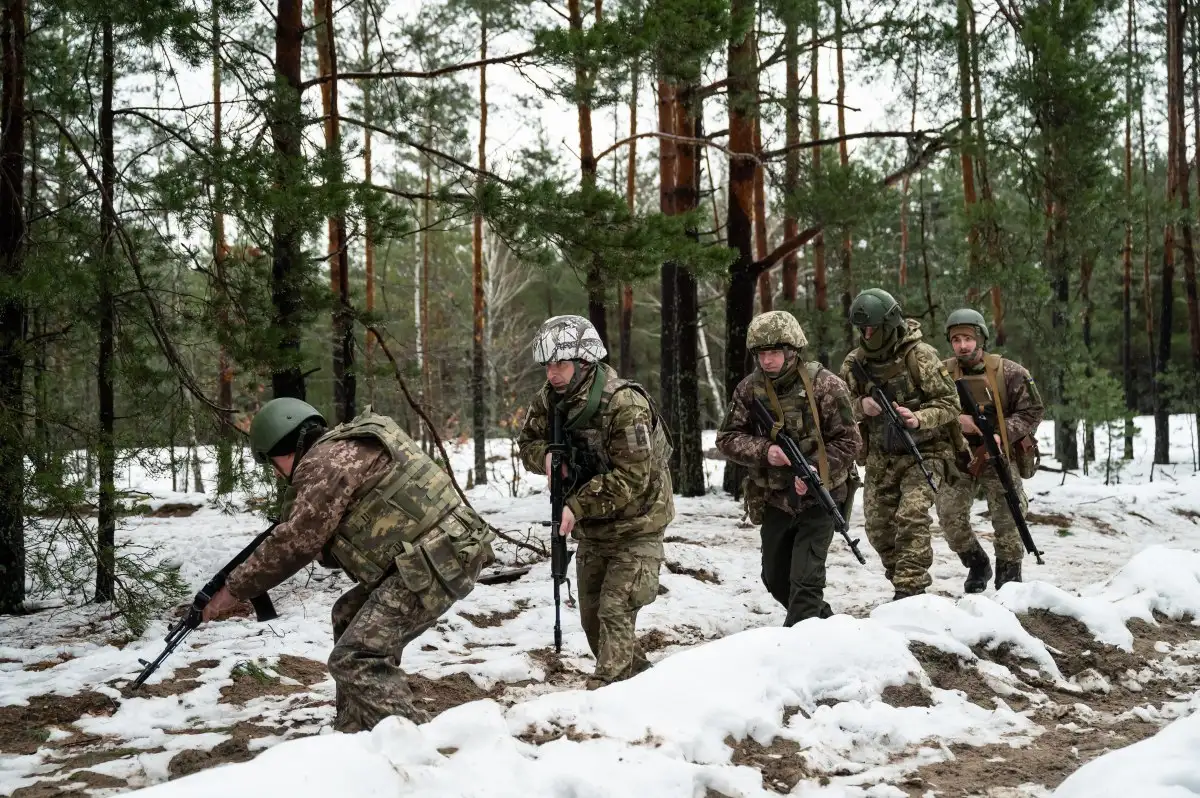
[2,416,1200,796]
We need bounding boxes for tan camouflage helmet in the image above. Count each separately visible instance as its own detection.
[746,310,808,352]
[532,314,608,364]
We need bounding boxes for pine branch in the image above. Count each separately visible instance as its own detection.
[299,49,534,90]
[594,131,760,165]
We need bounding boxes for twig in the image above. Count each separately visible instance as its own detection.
[299,49,534,90]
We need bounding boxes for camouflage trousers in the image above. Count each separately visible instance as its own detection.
[575,539,662,684]
[863,455,948,594]
[936,467,1028,564]
[760,504,835,625]
[328,571,456,733]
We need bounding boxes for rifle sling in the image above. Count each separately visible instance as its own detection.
[764,368,831,486]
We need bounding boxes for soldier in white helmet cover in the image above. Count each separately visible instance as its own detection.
[717,311,862,623]
[518,315,674,689]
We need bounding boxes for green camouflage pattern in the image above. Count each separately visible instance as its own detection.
[518,363,675,545]
[746,310,808,351]
[576,540,660,684]
[936,469,1029,564]
[863,456,946,594]
[717,359,861,522]
[944,355,1045,452]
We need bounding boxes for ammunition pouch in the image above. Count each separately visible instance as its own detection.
[1014,436,1039,479]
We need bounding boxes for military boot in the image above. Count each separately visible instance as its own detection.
[994,560,1022,589]
[958,542,993,594]
[892,588,924,601]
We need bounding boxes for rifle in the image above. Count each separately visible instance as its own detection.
[132,525,279,690]
[750,398,866,565]
[849,360,938,492]
[547,404,574,653]
[954,381,1045,565]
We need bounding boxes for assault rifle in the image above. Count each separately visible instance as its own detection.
[954,381,1045,565]
[751,398,866,565]
[547,404,574,653]
[849,360,938,492]
[131,525,279,690]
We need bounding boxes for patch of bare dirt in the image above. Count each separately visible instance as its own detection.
[0,692,119,755]
[167,724,274,780]
[527,647,582,686]
[218,662,306,704]
[638,628,676,654]
[1025,511,1073,528]
[274,655,328,686]
[1171,507,1200,523]
[1128,612,1200,659]
[408,671,495,716]
[149,502,201,518]
[459,599,531,628]
[70,770,129,789]
[516,723,603,745]
[664,561,721,584]
[727,733,810,793]
[52,745,164,772]
[11,778,76,798]
[881,682,934,708]
[26,654,74,672]
[117,658,222,698]
[909,643,993,708]
[1016,610,1141,680]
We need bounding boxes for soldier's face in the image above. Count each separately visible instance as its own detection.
[756,349,787,375]
[271,453,295,481]
[546,361,575,392]
[951,332,982,362]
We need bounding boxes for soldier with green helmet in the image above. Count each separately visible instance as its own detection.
[200,397,496,732]
[717,311,862,623]
[840,289,963,599]
[517,315,674,689]
[937,308,1045,591]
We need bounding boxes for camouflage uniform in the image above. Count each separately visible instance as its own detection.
[840,319,962,595]
[226,410,495,733]
[518,362,674,686]
[717,353,861,624]
[936,354,1045,570]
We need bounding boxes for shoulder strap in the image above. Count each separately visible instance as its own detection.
[983,354,1012,458]
[946,358,963,381]
[564,368,607,432]
[797,363,831,485]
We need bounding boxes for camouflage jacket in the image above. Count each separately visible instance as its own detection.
[226,438,388,600]
[716,360,862,516]
[839,319,962,462]
[517,363,673,551]
[945,354,1045,452]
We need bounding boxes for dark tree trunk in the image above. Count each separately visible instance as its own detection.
[272,0,306,400]
[676,87,704,497]
[781,12,799,302]
[0,0,26,614]
[213,0,234,493]
[657,80,680,481]
[472,11,488,485]
[1156,0,1181,466]
[96,17,116,602]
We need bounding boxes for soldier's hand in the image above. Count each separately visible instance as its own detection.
[896,404,920,429]
[766,445,791,467]
[544,452,568,478]
[959,414,980,435]
[201,586,237,623]
[861,397,883,417]
[794,477,808,496]
[560,505,576,536]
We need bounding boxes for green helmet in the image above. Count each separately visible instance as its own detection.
[747,311,807,351]
[849,288,904,332]
[945,308,989,346]
[249,398,326,463]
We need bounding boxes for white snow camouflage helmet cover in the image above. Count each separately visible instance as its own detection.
[532,314,608,364]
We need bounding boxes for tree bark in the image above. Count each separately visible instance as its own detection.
[361,0,376,400]
[966,0,1004,343]
[781,12,799,302]
[472,11,489,485]
[1081,254,1095,464]
[723,0,757,495]
[834,0,852,348]
[0,0,26,614]
[272,0,306,399]
[955,0,980,287]
[899,45,919,287]
[754,112,770,312]
[1122,0,1134,460]
[658,79,680,480]
[1184,0,1200,449]
[213,0,235,494]
[569,0,607,349]
[1157,0,1180,466]
[676,87,704,497]
[96,16,116,602]
[809,9,826,316]
[620,64,637,377]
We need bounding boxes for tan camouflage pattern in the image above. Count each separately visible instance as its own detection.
[863,456,946,594]
[576,541,659,684]
[532,314,608,364]
[518,363,675,546]
[936,469,1029,564]
[225,437,388,600]
[717,358,861,521]
[944,355,1046,450]
[746,310,808,351]
[327,567,469,733]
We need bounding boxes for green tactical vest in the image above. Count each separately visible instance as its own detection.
[282,410,495,603]
[852,342,951,453]
[746,362,846,494]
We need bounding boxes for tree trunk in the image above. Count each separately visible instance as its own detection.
[834,0,852,348]
[1157,0,1180,466]
[753,112,771,312]
[1082,254,1095,464]
[315,0,353,421]
[96,17,116,602]
[1122,0,1134,460]
[213,0,235,494]
[569,0,607,349]
[272,0,305,399]
[809,10,826,316]
[781,13,799,302]
[0,0,26,614]
[899,45,919,287]
[1185,0,1200,449]
[966,1,1004,343]
[620,64,637,377]
[472,11,489,485]
[955,0,979,286]
[658,79,680,480]
[676,87,704,497]
[1135,16,1157,463]
[723,0,757,496]
[420,156,432,440]
[361,0,376,400]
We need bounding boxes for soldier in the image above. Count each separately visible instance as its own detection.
[199,398,496,733]
[840,289,962,600]
[517,315,674,690]
[936,308,1045,591]
[716,311,862,624]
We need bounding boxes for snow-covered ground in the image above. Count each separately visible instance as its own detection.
[1,416,1198,797]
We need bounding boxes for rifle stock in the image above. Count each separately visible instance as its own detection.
[849,360,938,492]
[750,398,866,565]
[954,381,1045,564]
[132,524,279,690]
